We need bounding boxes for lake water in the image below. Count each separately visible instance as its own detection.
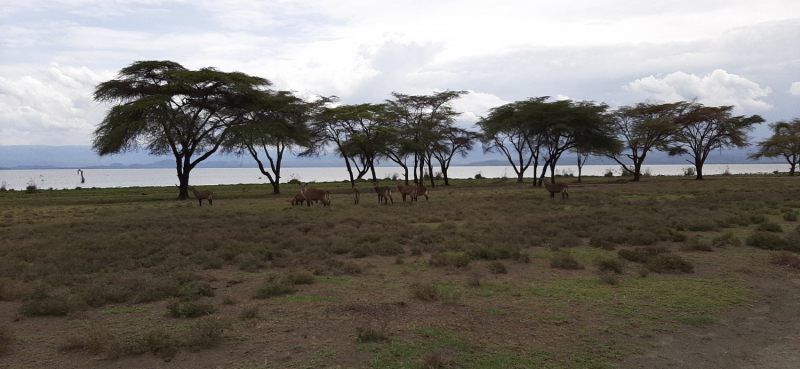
[0,164,789,191]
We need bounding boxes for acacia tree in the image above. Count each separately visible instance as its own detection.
[222,92,323,194]
[605,102,685,181]
[432,127,481,185]
[384,91,467,187]
[477,98,549,183]
[93,60,272,199]
[309,104,385,186]
[748,118,800,176]
[538,100,619,185]
[669,103,764,180]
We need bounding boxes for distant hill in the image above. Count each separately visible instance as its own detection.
[0,145,780,170]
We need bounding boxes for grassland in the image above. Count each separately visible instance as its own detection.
[1,174,799,368]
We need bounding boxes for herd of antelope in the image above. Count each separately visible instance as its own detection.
[189,180,568,206]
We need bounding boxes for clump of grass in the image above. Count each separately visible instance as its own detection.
[711,233,742,247]
[58,327,111,355]
[429,252,470,268]
[617,246,670,263]
[746,232,789,250]
[221,294,238,305]
[238,307,260,320]
[595,258,624,274]
[19,287,84,317]
[410,282,440,301]
[757,222,783,233]
[184,317,231,350]
[110,328,179,360]
[420,351,455,368]
[166,298,216,318]
[0,325,14,356]
[487,261,507,274]
[550,251,584,270]
[598,272,619,285]
[680,237,713,252]
[770,253,800,270]
[355,327,389,343]
[253,281,296,299]
[645,254,694,273]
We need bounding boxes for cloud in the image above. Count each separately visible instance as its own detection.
[791,82,800,96]
[0,63,112,145]
[450,90,508,126]
[624,69,772,113]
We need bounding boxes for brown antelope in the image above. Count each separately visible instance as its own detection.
[396,181,417,202]
[372,181,393,205]
[289,192,305,206]
[543,181,569,199]
[414,183,429,201]
[352,185,361,205]
[299,184,331,207]
[189,186,213,206]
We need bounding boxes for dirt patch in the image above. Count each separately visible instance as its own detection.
[618,271,800,369]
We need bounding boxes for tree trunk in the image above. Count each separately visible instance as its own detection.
[695,162,704,180]
[577,155,582,183]
[518,172,524,183]
[177,171,190,200]
[791,164,796,176]
[427,159,435,188]
[632,161,642,182]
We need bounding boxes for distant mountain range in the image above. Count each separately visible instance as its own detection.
[0,145,780,170]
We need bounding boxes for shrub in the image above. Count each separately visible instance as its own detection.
[184,317,231,349]
[680,237,713,252]
[711,233,742,247]
[19,287,83,317]
[595,258,624,274]
[410,247,423,256]
[178,281,215,298]
[253,281,296,299]
[355,327,388,343]
[58,327,110,355]
[551,252,584,270]
[238,307,260,320]
[474,173,484,179]
[645,254,694,273]
[410,282,440,301]
[487,261,507,274]
[341,262,363,274]
[636,266,650,278]
[783,211,798,221]
[598,272,619,285]
[746,232,788,250]
[769,253,800,270]
[466,271,482,287]
[757,222,783,233]
[429,252,470,268]
[25,179,37,194]
[283,271,315,285]
[617,247,670,263]
[111,328,178,360]
[589,238,615,250]
[0,325,13,356]
[166,299,216,318]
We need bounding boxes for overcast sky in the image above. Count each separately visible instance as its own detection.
[1,0,799,146]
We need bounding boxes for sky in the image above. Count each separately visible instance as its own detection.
[1,0,800,147]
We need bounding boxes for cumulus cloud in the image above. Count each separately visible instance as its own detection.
[624,69,772,113]
[0,63,112,145]
[450,90,508,126]
[791,82,800,96]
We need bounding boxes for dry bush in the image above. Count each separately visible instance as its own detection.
[712,233,742,247]
[429,252,470,268]
[58,327,111,355]
[680,237,713,252]
[617,246,670,263]
[166,298,216,318]
[109,328,179,360]
[757,222,783,233]
[487,261,507,274]
[19,287,85,317]
[184,317,231,350]
[770,253,800,270]
[595,258,624,274]
[466,271,483,287]
[410,282,440,301]
[0,325,14,356]
[551,252,584,270]
[645,254,694,273]
[419,351,455,369]
[598,272,619,285]
[355,326,389,343]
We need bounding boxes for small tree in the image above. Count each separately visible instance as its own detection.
[93,60,273,199]
[432,127,481,185]
[669,102,764,180]
[749,118,800,176]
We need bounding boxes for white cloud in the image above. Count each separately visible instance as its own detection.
[791,82,800,96]
[0,63,113,145]
[450,90,508,126]
[625,69,772,113]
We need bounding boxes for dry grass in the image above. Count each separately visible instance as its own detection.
[0,175,798,368]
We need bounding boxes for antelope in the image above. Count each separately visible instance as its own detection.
[289,193,305,206]
[543,181,569,199]
[299,184,331,207]
[414,183,429,201]
[189,186,213,206]
[372,181,393,205]
[396,181,417,202]
[352,185,361,205]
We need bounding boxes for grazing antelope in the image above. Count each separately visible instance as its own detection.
[289,192,306,206]
[299,184,331,207]
[189,186,213,206]
[352,185,361,205]
[414,183,429,201]
[543,181,569,199]
[396,182,417,202]
[372,181,393,205]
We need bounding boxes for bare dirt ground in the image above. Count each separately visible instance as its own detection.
[618,269,800,369]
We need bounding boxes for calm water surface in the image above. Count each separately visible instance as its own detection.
[0,164,789,191]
